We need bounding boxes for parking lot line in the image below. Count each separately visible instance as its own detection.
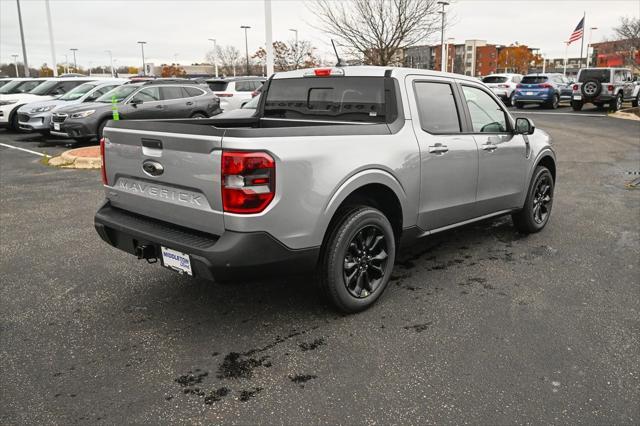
[0,142,50,157]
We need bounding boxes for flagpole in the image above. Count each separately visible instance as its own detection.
[579,12,585,69]
[563,42,568,76]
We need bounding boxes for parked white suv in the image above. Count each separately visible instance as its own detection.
[482,74,523,106]
[205,77,264,111]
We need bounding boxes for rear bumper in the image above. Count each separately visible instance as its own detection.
[94,202,319,281]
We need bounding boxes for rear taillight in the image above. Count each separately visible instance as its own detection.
[100,137,108,185]
[607,85,614,92]
[221,151,275,214]
[573,84,578,91]
[215,92,233,97]
[516,84,522,88]
[540,83,553,88]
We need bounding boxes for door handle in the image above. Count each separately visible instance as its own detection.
[428,144,449,154]
[154,105,164,109]
[186,101,194,106]
[482,143,498,152]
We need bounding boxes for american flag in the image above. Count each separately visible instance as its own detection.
[568,17,584,44]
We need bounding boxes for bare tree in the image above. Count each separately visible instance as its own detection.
[253,40,320,72]
[206,45,242,77]
[309,0,442,66]
[613,16,640,72]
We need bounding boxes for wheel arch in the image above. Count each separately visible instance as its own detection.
[535,153,556,182]
[318,169,407,256]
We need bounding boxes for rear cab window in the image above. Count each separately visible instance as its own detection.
[264,76,396,123]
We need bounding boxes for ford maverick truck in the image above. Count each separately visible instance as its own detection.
[95,66,556,312]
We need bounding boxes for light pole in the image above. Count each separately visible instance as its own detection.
[137,41,147,75]
[45,0,58,76]
[586,27,598,68]
[70,48,78,72]
[264,0,274,76]
[289,28,299,69]
[16,0,30,76]
[240,25,251,76]
[106,50,114,77]
[437,1,449,73]
[11,54,19,77]
[208,38,218,77]
[63,54,68,74]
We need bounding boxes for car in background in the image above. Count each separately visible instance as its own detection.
[206,76,265,111]
[571,67,638,111]
[512,73,573,109]
[214,93,260,119]
[481,73,522,106]
[0,77,92,130]
[17,79,127,134]
[51,79,220,143]
[0,78,14,89]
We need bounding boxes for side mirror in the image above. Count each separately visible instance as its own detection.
[515,117,535,135]
[131,98,143,107]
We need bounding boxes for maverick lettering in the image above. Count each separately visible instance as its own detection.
[118,180,203,207]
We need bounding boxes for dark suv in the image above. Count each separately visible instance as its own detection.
[51,79,221,143]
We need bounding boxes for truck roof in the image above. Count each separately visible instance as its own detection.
[271,65,483,84]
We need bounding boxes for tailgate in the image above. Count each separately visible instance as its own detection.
[102,121,225,236]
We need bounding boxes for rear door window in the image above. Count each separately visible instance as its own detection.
[461,85,508,133]
[264,76,396,123]
[521,76,548,84]
[413,81,461,133]
[184,87,205,97]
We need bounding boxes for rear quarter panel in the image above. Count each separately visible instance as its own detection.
[221,123,421,250]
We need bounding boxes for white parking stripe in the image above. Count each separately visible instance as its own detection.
[510,111,607,117]
[0,142,50,157]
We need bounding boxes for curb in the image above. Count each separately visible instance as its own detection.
[48,147,102,169]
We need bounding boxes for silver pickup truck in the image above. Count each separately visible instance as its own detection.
[95,66,556,313]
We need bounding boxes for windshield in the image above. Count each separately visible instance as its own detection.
[242,95,260,109]
[521,76,548,84]
[0,80,10,88]
[95,85,138,103]
[28,80,60,95]
[59,82,98,100]
[264,76,395,123]
[0,79,45,94]
[578,69,610,83]
[482,76,508,83]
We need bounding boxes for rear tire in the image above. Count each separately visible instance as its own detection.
[609,93,623,112]
[512,166,554,234]
[514,101,524,109]
[320,206,396,313]
[632,95,639,108]
[190,112,207,119]
[508,93,516,106]
[571,101,583,111]
[546,94,559,109]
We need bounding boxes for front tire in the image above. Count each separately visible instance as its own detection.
[512,166,554,234]
[320,206,396,313]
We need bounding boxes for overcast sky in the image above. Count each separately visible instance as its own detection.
[1,0,638,69]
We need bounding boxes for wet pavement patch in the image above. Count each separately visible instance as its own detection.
[404,322,433,332]
[289,374,318,386]
[298,338,326,351]
[175,370,208,387]
[204,387,230,405]
[217,352,270,379]
[239,387,263,402]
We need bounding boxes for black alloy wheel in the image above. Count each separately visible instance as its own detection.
[531,174,553,225]
[343,225,389,298]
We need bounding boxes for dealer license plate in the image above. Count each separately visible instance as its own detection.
[53,123,60,131]
[161,246,193,276]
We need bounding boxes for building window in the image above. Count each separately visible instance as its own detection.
[467,46,472,51]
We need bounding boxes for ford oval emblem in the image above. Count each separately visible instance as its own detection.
[142,160,164,177]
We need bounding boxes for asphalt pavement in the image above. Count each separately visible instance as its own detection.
[1,106,639,425]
